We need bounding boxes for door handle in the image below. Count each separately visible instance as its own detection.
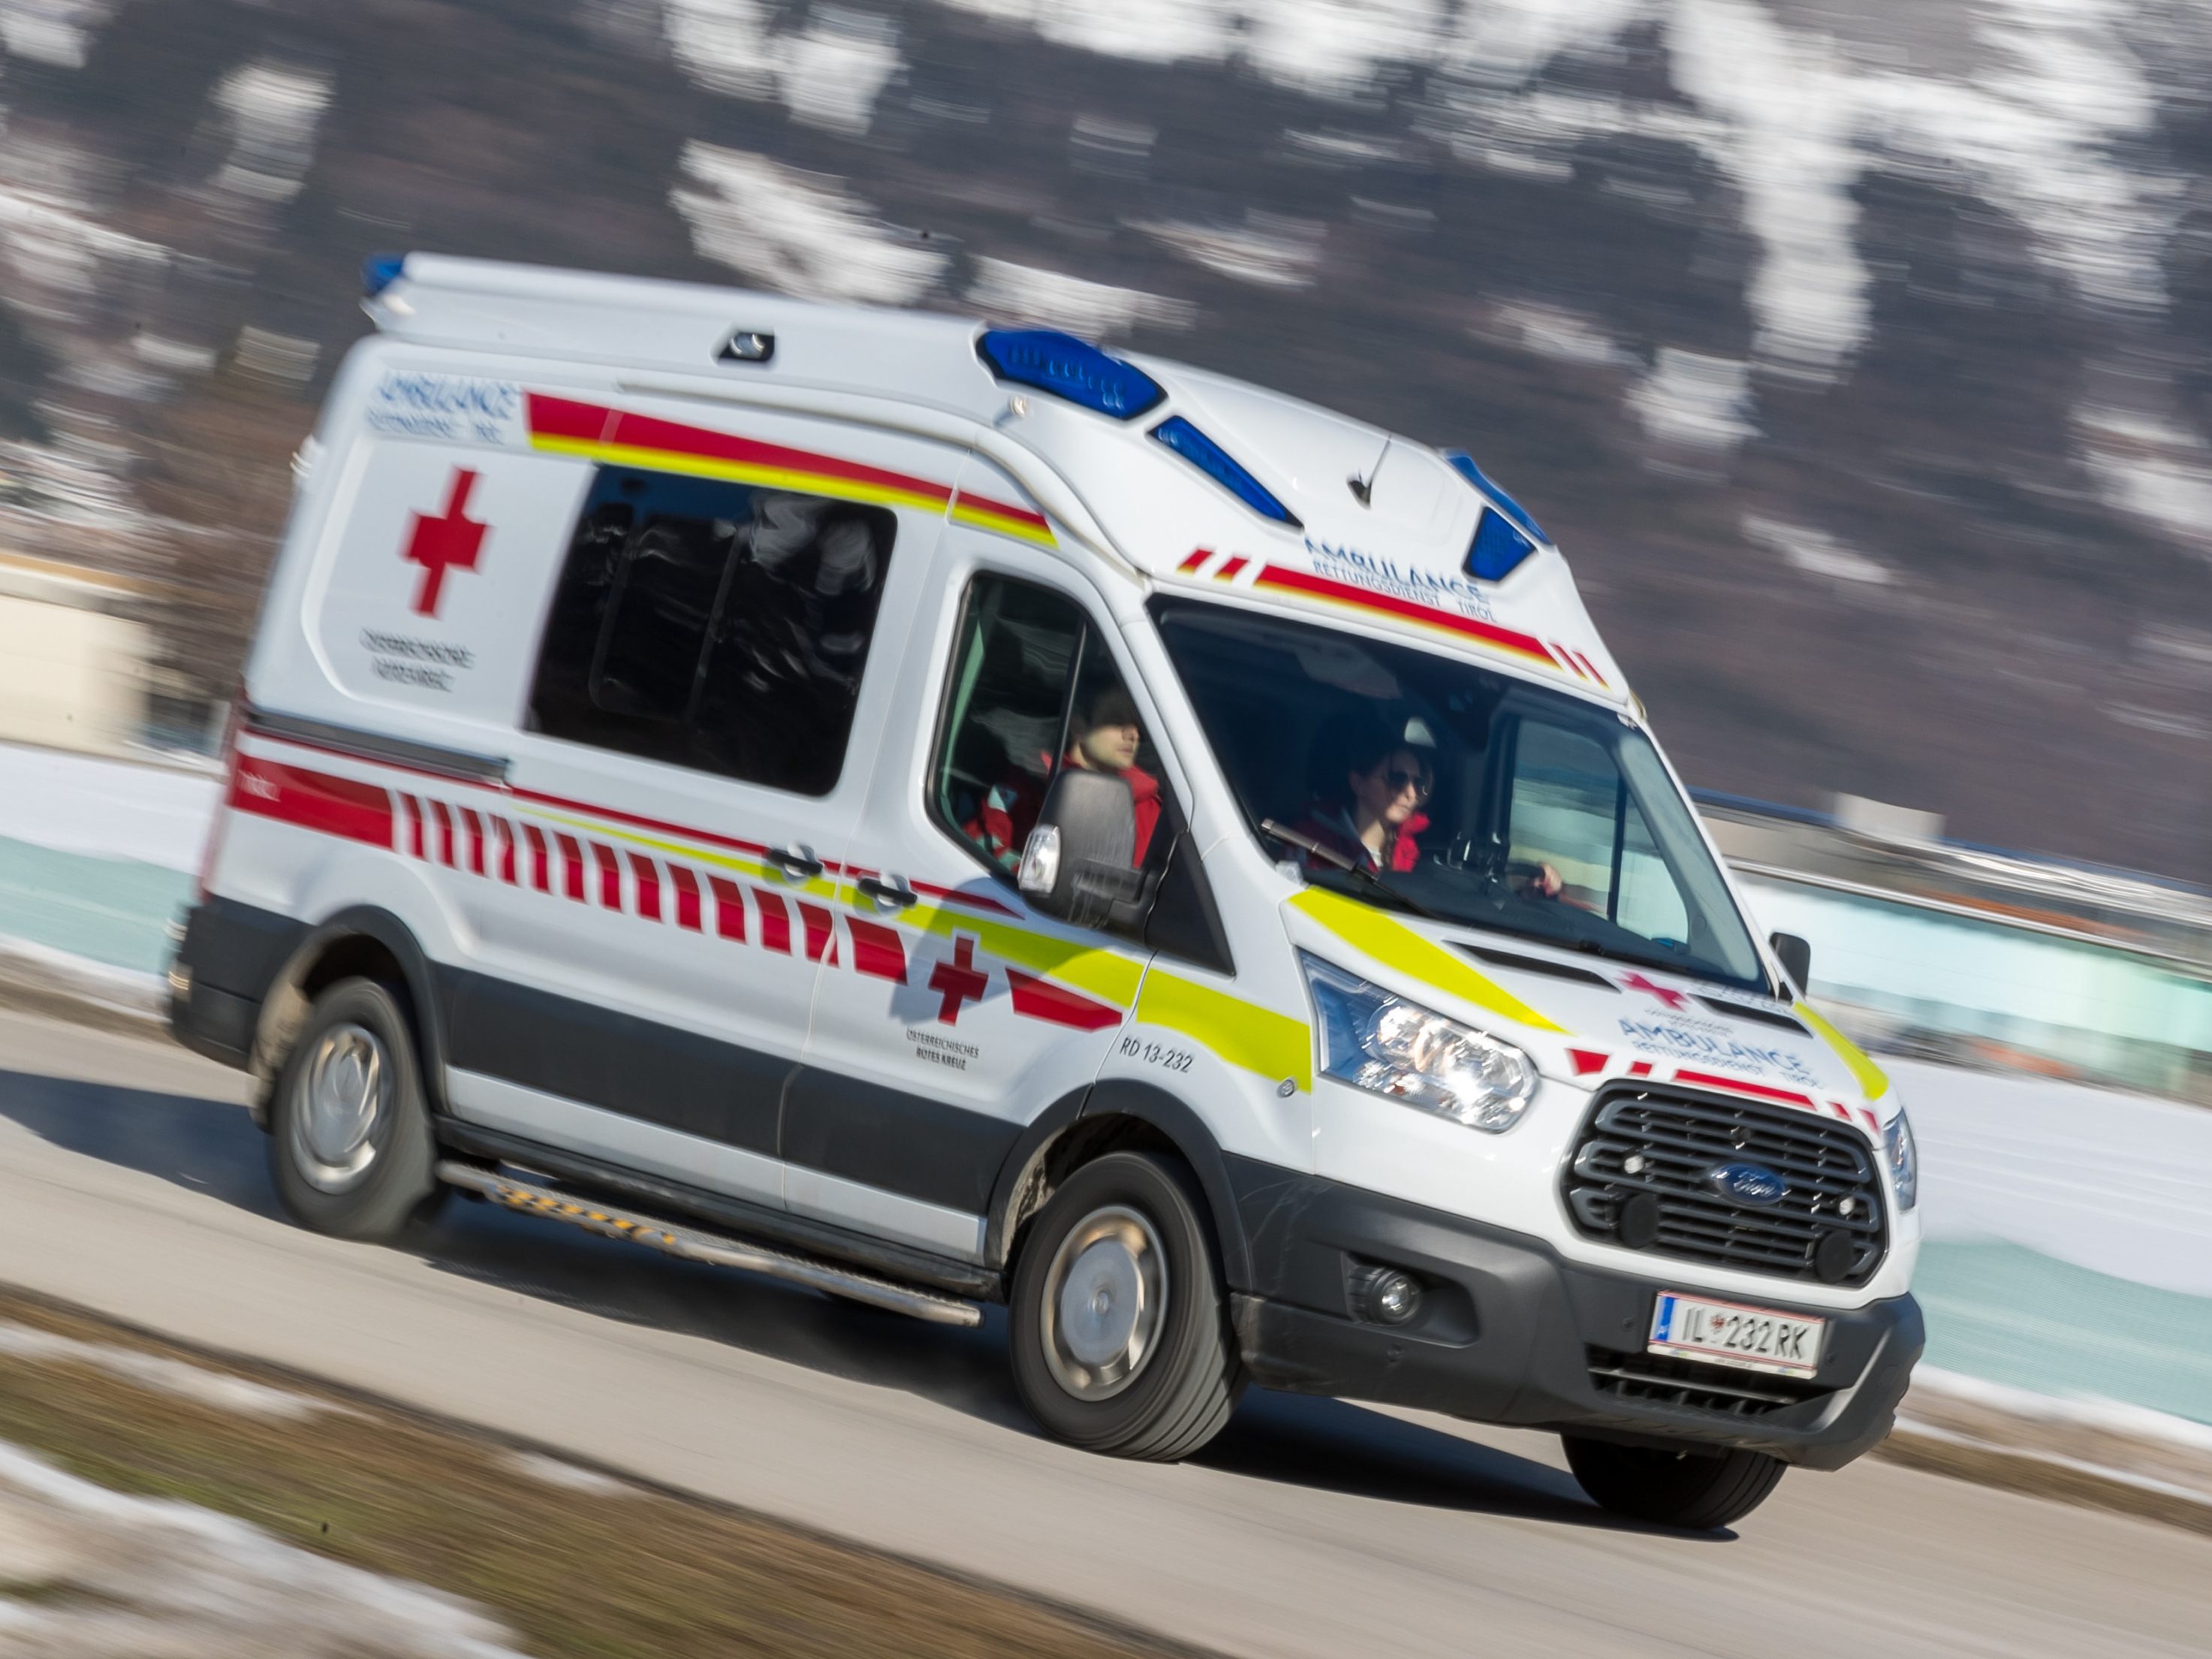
[856,874,918,909]
[770,846,825,881]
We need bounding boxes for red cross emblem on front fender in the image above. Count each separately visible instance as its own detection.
[1618,971,1692,1011]
[403,469,488,617]
[927,935,990,1024]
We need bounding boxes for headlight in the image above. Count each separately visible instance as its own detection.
[1883,1105,1918,1211]
[1302,954,1536,1133]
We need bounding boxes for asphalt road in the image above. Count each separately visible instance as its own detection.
[2,1006,2204,1659]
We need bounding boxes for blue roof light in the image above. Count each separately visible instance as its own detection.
[1150,417,1302,527]
[1444,450,1547,544]
[1466,507,1538,582]
[363,252,407,298]
[976,328,1165,420]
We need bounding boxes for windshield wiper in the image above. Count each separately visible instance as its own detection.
[1258,819,1450,924]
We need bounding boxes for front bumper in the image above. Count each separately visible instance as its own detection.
[1227,1157,1921,1470]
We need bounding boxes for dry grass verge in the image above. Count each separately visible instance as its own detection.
[0,1286,1210,1659]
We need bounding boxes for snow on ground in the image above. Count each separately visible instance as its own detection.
[663,0,906,134]
[671,143,948,303]
[0,1,112,68]
[965,256,1194,336]
[0,1440,525,1658]
[0,741,217,873]
[0,1321,347,1422]
[1897,1056,2212,1299]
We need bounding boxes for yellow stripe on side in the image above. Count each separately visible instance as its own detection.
[1289,888,1567,1034]
[1795,1001,1890,1099]
[529,807,782,888]
[532,436,951,517]
[950,502,1056,547]
[1135,969,1312,1092]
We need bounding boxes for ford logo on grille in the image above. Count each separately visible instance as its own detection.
[1709,1162,1790,1205]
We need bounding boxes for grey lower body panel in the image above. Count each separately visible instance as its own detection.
[1225,1156,1922,1470]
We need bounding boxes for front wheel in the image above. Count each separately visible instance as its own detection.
[267,977,442,1241]
[1563,1434,1786,1530]
[1008,1151,1243,1461]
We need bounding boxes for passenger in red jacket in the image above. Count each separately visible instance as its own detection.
[969,685,1162,871]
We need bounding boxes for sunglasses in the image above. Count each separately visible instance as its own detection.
[1384,768,1433,798]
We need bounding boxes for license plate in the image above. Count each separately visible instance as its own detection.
[1648,1293,1825,1380]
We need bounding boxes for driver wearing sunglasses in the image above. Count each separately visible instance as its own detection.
[1289,723,1436,876]
[1290,716,1570,900]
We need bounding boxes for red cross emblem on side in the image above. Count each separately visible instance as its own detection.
[402,468,488,617]
[927,935,990,1024]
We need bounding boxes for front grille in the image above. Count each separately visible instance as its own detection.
[1563,1084,1886,1286]
[1585,1348,1834,1419]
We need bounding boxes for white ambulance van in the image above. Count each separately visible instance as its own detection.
[171,255,1921,1528]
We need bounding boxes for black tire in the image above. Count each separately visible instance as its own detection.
[267,978,443,1242]
[1009,1151,1243,1461]
[1563,1434,1787,1530]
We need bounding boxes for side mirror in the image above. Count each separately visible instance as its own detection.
[1020,768,1143,925]
[1769,931,1812,997]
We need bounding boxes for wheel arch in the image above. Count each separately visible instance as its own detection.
[248,906,448,1127]
[987,1078,1252,1293]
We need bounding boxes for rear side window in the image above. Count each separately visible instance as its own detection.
[529,466,896,795]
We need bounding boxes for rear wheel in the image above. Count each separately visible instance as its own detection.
[1009,1151,1242,1461]
[1563,1434,1786,1530]
[267,977,442,1241]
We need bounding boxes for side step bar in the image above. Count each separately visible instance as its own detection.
[434,1161,982,1328]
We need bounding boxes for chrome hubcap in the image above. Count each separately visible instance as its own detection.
[1041,1205,1167,1401]
[291,1022,386,1193]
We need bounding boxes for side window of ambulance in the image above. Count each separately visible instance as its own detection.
[529,466,895,795]
[930,574,1176,889]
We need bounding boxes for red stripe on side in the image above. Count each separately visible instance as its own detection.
[796,900,837,964]
[955,488,1050,532]
[1568,1048,1610,1077]
[229,757,394,849]
[1177,547,1211,575]
[669,865,703,931]
[1547,642,1586,679]
[1673,1069,1816,1110]
[1858,1106,1881,1133]
[528,394,954,508]
[628,852,662,921]
[523,824,551,892]
[524,393,617,445]
[1573,650,1609,688]
[554,834,586,901]
[754,888,792,954]
[910,879,1019,918]
[1257,566,1557,665]
[457,807,487,876]
[1627,1060,1654,1078]
[847,918,907,982]
[590,842,622,910]
[396,795,424,858]
[1214,554,1249,581]
[707,876,747,941]
[493,816,517,884]
[429,801,457,867]
[1004,968,1122,1032]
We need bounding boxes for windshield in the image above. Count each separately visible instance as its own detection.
[1152,597,1768,993]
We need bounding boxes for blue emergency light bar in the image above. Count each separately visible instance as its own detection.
[976,328,1165,420]
[363,252,407,297]
[1151,416,1301,528]
[1444,451,1547,544]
